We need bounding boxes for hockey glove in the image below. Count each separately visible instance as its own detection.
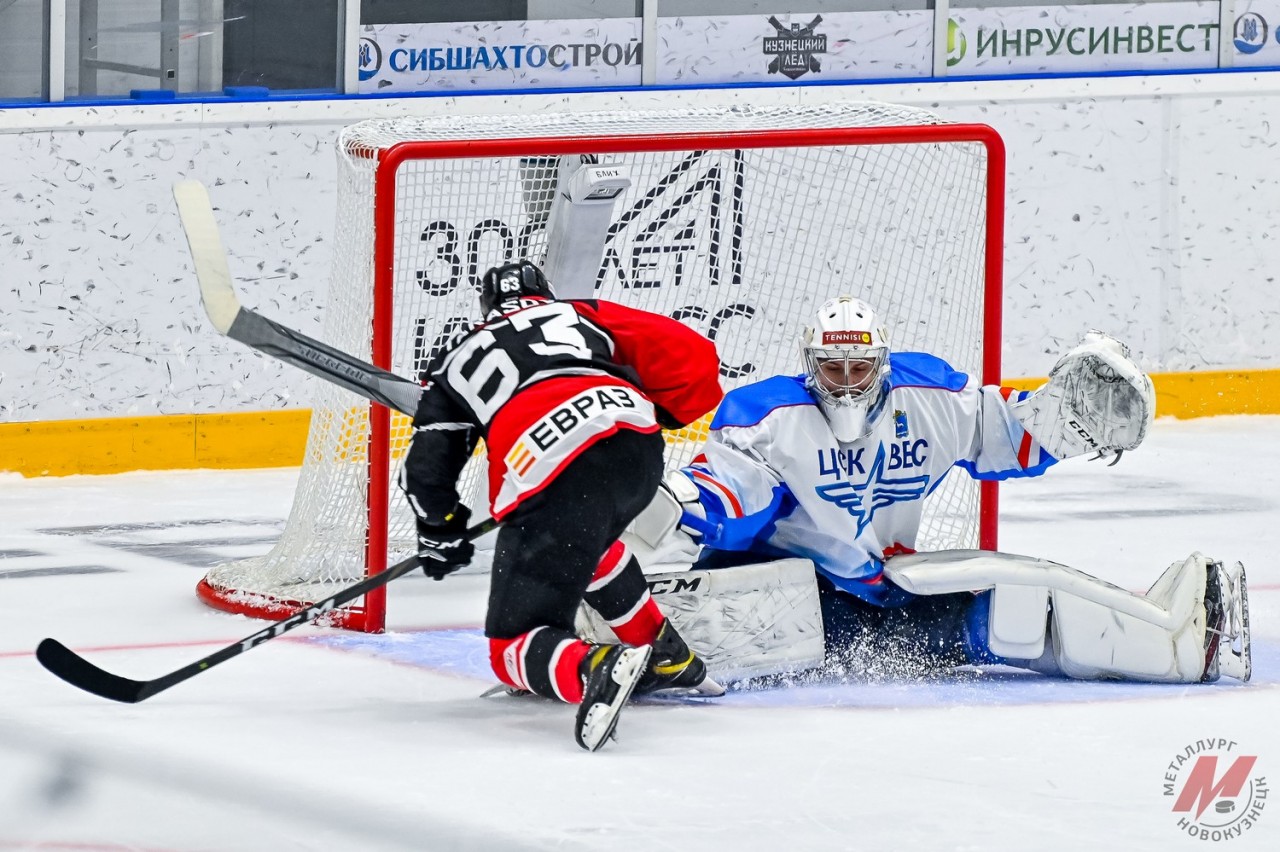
[629,470,719,548]
[1011,330,1155,462]
[415,504,475,580]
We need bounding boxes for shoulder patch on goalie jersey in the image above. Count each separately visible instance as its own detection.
[887,352,969,393]
[711,375,815,430]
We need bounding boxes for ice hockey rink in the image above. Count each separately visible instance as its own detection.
[1,414,1276,851]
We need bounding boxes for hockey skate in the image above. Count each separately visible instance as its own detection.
[1201,561,1251,683]
[575,644,652,752]
[635,618,726,697]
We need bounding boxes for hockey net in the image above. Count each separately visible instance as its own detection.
[197,101,1005,632]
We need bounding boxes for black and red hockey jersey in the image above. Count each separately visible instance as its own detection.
[401,296,723,521]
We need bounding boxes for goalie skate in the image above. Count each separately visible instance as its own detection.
[1204,561,1251,683]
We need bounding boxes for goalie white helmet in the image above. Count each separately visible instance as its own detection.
[800,296,892,442]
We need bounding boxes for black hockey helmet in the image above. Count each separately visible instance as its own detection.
[479,260,555,317]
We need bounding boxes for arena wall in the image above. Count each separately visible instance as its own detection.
[2,72,1277,472]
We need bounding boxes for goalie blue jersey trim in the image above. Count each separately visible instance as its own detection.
[711,354,968,431]
[710,375,816,429]
[887,352,969,392]
[956,453,1058,481]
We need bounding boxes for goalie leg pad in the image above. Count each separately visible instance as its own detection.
[887,550,1182,628]
[1004,554,1208,681]
[887,550,1218,683]
[576,558,825,683]
[1047,586,1205,682]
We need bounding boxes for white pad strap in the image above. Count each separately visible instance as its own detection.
[576,558,825,683]
[1011,330,1155,460]
[987,584,1050,660]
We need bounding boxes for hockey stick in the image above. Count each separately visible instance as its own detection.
[172,179,422,417]
[36,517,499,704]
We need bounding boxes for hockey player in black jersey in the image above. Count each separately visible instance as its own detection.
[400,260,725,751]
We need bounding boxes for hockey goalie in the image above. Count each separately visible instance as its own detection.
[607,295,1252,687]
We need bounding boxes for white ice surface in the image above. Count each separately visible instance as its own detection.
[2,416,1278,850]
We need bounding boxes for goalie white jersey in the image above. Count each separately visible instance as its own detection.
[681,352,1055,606]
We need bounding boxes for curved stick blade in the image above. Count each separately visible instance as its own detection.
[173,179,241,334]
[36,638,150,704]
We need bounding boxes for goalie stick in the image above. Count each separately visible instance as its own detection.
[172,179,422,417]
[36,518,499,703]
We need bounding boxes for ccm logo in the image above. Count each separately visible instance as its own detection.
[1066,418,1098,448]
[647,576,703,595]
[240,598,338,651]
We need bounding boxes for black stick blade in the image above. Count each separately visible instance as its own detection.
[36,639,151,704]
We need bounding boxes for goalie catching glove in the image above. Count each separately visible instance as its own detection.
[1011,330,1155,461]
[414,504,475,580]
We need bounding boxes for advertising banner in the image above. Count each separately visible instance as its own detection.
[654,11,933,85]
[1231,1,1280,67]
[946,2,1220,75]
[358,19,643,93]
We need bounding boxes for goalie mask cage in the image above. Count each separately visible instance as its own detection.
[197,101,1005,633]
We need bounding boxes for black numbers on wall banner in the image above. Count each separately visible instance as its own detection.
[670,303,756,379]
[416,219,543,296]
[410,150,754,383]
[412,150,746,296]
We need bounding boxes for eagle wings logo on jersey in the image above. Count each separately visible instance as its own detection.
[815,443,930,535]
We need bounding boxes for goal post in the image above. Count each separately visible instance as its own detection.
[196,101,1006,633]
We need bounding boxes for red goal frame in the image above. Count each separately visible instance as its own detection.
[350,124,1007,633]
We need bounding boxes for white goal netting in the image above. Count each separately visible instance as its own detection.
[198,101,1003,631]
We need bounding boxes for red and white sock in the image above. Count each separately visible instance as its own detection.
[583,540,664,646]
[489,627,591,704]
